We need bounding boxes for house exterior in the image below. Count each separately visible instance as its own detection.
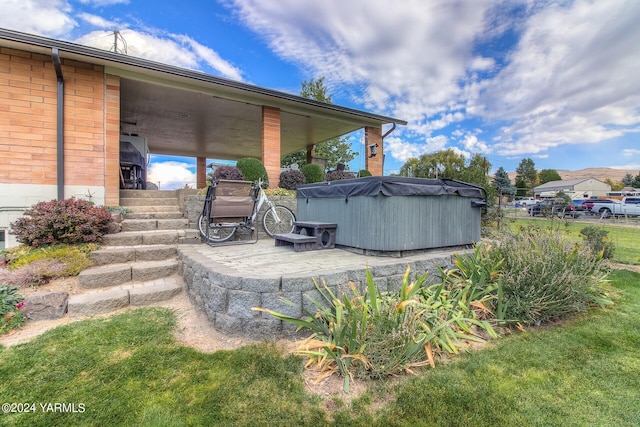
[0,28,405,249]
[533,178,611,200]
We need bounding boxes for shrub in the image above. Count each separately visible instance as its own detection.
[236,157,268,186]
[485,228,611,325]
[580,226,615,259]
[357,169,372,177]
[0,244,95,288]
[255,266,496,392]
[300,164,323,184]
[325,170,355,182]
[213,165,244,181]
[1,284,26,334]
[10,198,114,247]
[278,169,305,190]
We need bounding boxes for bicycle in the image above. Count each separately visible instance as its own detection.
[198,177,296,244]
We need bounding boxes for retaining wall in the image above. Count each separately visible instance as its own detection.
[177,247,456,340]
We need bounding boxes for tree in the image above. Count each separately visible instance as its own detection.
[538,169,562,185]
[633,173,640,188]
[281,77,358,170]
[515,158,538,197]
[622,173,634,186]
[604,179,624,191]
[492,167,516,197]
[398,149,465,179]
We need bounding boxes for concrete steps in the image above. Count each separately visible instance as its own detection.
[102,229,200,246]
[78,259,180,288]
[68,276,183,317]
[121,218,190,232]
[67,189,195,317]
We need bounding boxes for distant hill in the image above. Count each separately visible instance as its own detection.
[507,167,637,183]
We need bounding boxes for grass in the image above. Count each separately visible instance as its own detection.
[1,270,638,426]
[501,217,640,265]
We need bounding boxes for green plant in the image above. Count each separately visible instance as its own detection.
[255,266,497,392]
[580,225,615,259]
[300,163,323,184]
[325,170,355,182]
[236,157,268,186]
[213,165,244,181]
[1,244,96,287]
[0,284,26,334]
[357,169,372,178]
[486,228,611,325]
[278,169,305,190]
[264,187,296,197]
[10,198,114,247]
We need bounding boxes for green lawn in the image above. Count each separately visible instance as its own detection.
[502,217,640,265]
[1,270,639,426]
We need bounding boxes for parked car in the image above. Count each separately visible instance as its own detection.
[516,197,538,207]
[528,199,581,218]
[590,199,640,217]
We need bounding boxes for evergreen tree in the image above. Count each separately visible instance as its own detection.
[515,158,538,196]
[492,167,516,196]
[622,173,634,186]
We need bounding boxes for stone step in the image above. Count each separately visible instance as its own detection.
[68,276,183,317]
[124,205,182,213]
[78,264,132,288]
[132,259,180,282]
[90,244,177,266]
[121,218,190,232]
[102,230,180,246]
[119,197,179,207]
[78,259,179,288]
[125,212,184,220]
[120,189,177,199]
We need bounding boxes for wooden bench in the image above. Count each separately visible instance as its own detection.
[274,221,337,252]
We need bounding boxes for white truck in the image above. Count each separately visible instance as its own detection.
[590,198,640,217]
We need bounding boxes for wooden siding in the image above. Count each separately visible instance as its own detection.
[297,195,480,251]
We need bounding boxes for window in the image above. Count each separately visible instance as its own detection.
[0,229,5,251]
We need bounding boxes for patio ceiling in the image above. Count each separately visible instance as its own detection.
[118,77,382,161]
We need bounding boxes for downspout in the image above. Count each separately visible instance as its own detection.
[52,48,64,200]
[380,122,397,173]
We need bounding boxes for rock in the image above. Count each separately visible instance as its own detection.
[23,292,69,320]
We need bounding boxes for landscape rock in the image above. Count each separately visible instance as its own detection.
[23,292,69,320]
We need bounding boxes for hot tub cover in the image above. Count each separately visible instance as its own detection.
[296,176,485,199]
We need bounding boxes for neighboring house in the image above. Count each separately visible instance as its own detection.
[0,28,406,248]
[533,178,611,200]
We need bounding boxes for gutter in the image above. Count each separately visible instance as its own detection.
[52,48,64,200]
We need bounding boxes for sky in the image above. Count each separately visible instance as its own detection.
[2,0,640,189]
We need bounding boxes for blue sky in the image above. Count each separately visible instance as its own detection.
[2,0,640,188]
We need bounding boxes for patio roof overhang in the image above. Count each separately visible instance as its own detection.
[0,28,406,161]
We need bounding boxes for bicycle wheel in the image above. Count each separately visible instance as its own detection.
[262,205,295,238]
[198,214,237,243]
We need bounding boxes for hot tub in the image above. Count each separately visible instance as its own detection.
[296,176,486,252]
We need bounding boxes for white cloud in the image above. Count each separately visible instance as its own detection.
[147,161,197,190]
[77,13,120,29]
[78,0,129,6]
[0,0,76,37]
[230,0,640,160]
[623,149,640,157]
[75,30,244,80]
[475,0,640,155]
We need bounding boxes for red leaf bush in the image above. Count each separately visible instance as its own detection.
[10,198,114,247]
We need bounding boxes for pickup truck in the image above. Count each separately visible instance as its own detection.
[516,197,538,207]
[590,199,640,217]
